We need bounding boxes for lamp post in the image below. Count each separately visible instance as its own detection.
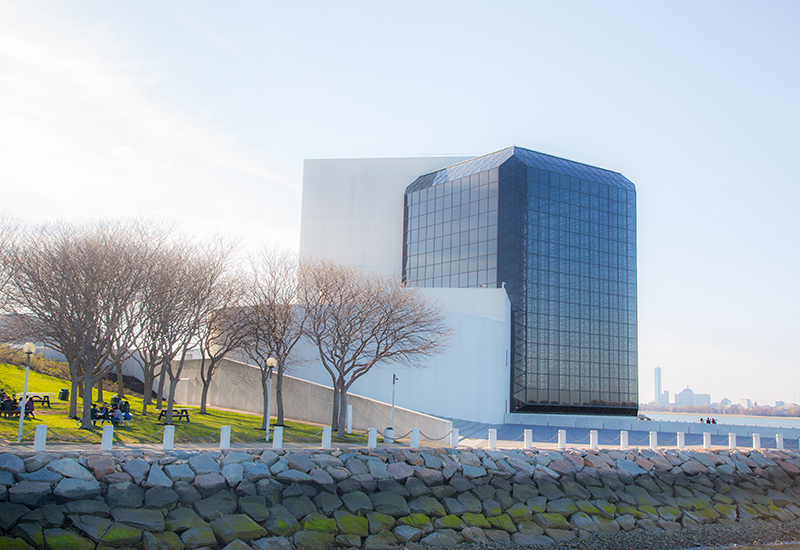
[17,342,36,443]
[265,357,277,441]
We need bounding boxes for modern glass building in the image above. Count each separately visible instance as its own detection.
[402,147,638,416]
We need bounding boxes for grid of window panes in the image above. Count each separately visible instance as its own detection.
[403,168,499,288]
[513,167,638,413]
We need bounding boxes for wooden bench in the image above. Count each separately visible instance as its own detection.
[0,409,34,419]
[158,409,190,422]
[15,393,53,407]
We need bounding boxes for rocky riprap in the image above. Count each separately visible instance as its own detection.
[2,446,800,550]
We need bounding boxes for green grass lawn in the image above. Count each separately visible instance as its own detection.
[0,362,369,446]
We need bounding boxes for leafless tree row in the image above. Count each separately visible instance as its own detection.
[0,220,450,435]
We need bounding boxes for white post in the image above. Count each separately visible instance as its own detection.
[590,430,598,450]
[272,426,283,450]
[753,433,761,449]
[728,433,737,450]
[220,426,231,450]
[34,425,47,452]
[777,434,784,450]
[163,425,175,451]
[558,429,567,450]
[524,429,533,449]
[649,431,658,450]
[488,428,497,450]
[346,405,353,434]
[703,432,711,449]
[322,427,331,449]
[450,428,459,448]
[677,432,685,449]
[391,374,396,431]
[367,427,377,449]
[101,425,113,451]
[620,431,629,450]
[411,428,420,448]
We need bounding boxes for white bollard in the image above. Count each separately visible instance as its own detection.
[703,432,711,449]
[272,426,283,450]
[620,431,629,450]
[367,428,377,449]
[219,426,231,450]
[753,433,761,450]
[488,429,497,450]
[322,427,332,449]
[346,405,353,434]
[677,432,685,449]
[649,431,658,450]
[34,425,47,452]
[101,425,113,451]
[163,425,175,451]
[777,434,784,450]
[411,428,420,448]
[450,428,459,449]
[728,433,737,450]
[524,429,533,449]
[590,430,598,450]
[558,429,567,450]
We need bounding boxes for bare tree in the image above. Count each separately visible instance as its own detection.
[160,239,233,424]
[243,249,308,430]
[196,272,250,414]
[7,221,159,427]
[302,260,452,436]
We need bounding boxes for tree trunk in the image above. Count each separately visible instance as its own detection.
[156,367,166,409]
[165,377,177,425]
[276,364,285,425]
[260,370,269,430]
[337,388,348,437]
[116,363,124,398]
[199,380,210,415]
[141,371,153,415]
[97,377,104,403]
[80,370,94,429]
[68,376,79,418]
[331,383,340,433]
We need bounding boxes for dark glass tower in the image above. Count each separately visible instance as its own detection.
[402,147,638,416]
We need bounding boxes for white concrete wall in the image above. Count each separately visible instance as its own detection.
[288,287,511,425]
[300,156,471,275]
[175,358,452,441]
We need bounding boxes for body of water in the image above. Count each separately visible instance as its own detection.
[644,411,800,430]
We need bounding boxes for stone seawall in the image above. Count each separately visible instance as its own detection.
[2,446,800,550]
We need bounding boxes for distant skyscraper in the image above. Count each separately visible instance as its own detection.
[660,390,670,406]
[654,367,662,404]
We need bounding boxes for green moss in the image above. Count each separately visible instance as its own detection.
[506,503,533,522]
[303,513,338,534]
[397,513,432,529]
[576,500,600,515]
[487,514,516,533]
[334,514,368,537]
[366,512,395,535]
[532,513,569,529]
[435,515,465,530]
[462,513,491,529]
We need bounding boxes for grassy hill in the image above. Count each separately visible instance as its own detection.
[0,362,365,445]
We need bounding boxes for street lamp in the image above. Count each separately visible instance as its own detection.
[17,342,36,443]
[265,356,277,441]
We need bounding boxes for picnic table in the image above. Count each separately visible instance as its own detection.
[158,408,190,422]
[15,392,54,407]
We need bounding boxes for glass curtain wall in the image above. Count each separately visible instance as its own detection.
[403,147,638,416]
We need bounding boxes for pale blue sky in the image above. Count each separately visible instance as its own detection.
[1,1,798,406]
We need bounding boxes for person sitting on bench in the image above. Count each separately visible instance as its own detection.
[24,397,35,419]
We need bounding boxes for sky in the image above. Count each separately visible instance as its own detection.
[1,1,798,407]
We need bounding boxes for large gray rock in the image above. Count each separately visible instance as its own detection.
[145,464,173,488]
[259,450,280,467]
[0,502,30,531]
[0,453,25,475]
[276,470,312,483]
[189,453,220,475]
[124,459,151,485]
[370,491,410,518]
[60,499,110,516]
[166,507,209,534]
[342,490,373,515]
[222,463,244,487]
[210,514,268,545]
[266,505,301,537]
[107,481,145,508]
[240,494,271,522]
[165,463,195,482]
[18,468,63,485]
[111,507,166,532]
[53,478,101,502]
[0,470,16,486]
[251,536,294,550]
[387,462,415,481]
[313,491,343,516]
[23,453,56,473]
[244,462,273,482]
[142,530,184,550]
[21,503,64,528]
[367,460,390,480]
[309,469,335,492]
[174,480,202,504]
[194,490,238,521]
[462,465,487,479]
[222,452,255,466]
[9,481,51,507]
[181,525,217,549]
[286,454,316,473]
[145,486,180,508]
[194,472,227,497]
[47,459,95,481]
[269,457,289,475]
[86,455,116,479]
[44,527,95,550]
